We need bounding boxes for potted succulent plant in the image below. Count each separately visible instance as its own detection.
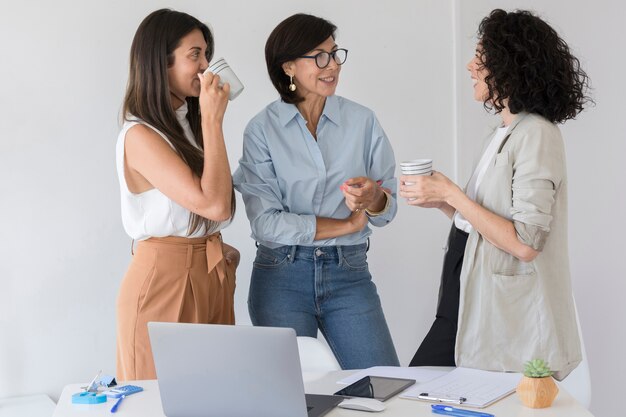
[517,359,559,408]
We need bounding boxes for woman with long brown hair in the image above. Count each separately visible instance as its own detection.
[115,8,237,380]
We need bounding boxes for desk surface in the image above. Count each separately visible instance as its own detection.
[53,370,594,417]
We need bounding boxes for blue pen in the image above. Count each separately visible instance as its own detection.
[110,395,125,413]
[432,404,495,417]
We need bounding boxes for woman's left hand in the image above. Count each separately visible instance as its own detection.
[399,171,461,207]
[341,176,384,212]
[222,243,240,269]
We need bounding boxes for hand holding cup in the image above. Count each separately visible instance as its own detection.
[205,58,245,101]
[197,70,230,124]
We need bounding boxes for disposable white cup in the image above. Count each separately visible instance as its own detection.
[205,57,244,100]
[401,167,432,175]
[400,158,433,168]
[401,159,433,192]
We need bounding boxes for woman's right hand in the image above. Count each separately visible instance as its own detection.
[198,71,230,124]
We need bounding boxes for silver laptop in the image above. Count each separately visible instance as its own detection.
[148,322,342,417]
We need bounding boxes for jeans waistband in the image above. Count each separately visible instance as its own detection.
[258,243,368,261]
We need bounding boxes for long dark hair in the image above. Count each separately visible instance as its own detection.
[122,9,234,235]
[478,9,593,124]
[265,13,337,104]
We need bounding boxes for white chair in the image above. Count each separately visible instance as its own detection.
[559,298,591,408]
[296,336,341,374]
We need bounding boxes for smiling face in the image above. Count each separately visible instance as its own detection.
[283,36,341,101]
[466,44,490,102]
[167,29,209,107]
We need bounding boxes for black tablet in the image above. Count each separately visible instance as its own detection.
[334,376,416,401]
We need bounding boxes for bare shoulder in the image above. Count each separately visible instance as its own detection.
[125,123,177,156]
[125,124,171,147]
[124,123,178,171]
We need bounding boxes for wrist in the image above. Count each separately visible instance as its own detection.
[366,186,386,212]
[366,190,390,217]
[446,186,465,210]
[201,113,223,126]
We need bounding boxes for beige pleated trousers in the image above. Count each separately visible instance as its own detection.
[116,233,235,381]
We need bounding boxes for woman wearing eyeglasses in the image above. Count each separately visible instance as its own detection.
[234,13,399,369]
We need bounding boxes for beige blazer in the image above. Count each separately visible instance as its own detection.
[455,112,582,380]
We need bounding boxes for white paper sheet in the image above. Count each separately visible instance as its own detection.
[336,366,448,385]
[400,367,522,408]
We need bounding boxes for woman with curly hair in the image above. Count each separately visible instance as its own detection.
[401,9,591,379]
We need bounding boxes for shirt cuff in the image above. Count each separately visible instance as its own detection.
[365,190,391,217]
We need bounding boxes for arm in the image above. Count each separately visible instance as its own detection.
[315,212,368,240]
[401,172,538,261]
[124,72,232,221]
[234,123,367,246]
[402,123,564,262]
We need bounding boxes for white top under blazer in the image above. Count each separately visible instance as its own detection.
[116,103,227,240]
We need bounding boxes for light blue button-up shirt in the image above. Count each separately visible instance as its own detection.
[233,95,397,248]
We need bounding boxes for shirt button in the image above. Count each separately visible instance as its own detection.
[315,249,324,257]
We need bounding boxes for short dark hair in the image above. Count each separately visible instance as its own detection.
[265,13,337,104]
[478,9,592,124]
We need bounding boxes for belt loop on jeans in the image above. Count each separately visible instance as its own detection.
[185,244,193,269]
[366,237,370,252]
[288,245,297,263]
[336,245,343,267]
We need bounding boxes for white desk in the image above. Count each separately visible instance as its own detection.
[53,371,594,417]
[0,394,56,417]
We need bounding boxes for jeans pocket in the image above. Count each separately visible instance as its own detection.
[253,246,290,269]
[341,250,369,271]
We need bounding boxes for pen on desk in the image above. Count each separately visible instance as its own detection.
[419,393,467,404]
[431,404,495,417]
[110,395,125,413]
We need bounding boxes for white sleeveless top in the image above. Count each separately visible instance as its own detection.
[116,103,228,240]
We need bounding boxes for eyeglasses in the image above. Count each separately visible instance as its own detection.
[299,48,348,69]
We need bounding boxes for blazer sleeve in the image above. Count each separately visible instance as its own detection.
[509,123,566,251]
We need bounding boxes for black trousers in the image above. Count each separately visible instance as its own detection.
[409,226,468,367]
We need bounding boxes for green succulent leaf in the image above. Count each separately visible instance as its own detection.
[523,358,554,378]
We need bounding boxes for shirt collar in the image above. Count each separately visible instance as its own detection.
[277,100,300,126]
[175,101,189,122]
[277,95,342,127]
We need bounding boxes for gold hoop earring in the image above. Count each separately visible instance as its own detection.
[289,75,296,92]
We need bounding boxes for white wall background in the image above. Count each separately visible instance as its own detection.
[0,1,622,417]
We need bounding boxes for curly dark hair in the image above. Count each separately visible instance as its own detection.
[477,9,592,124]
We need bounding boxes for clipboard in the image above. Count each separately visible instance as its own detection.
[399,367,522,408]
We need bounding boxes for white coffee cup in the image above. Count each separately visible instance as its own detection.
[401,158,433,187]
[205,57,244,101]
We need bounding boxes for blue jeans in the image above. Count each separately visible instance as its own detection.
[248,243,399,369]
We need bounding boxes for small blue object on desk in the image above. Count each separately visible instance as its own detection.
[432,404,495,417]
[104,384,144,398]
[110,395,125,413]
[71,391,107,404]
